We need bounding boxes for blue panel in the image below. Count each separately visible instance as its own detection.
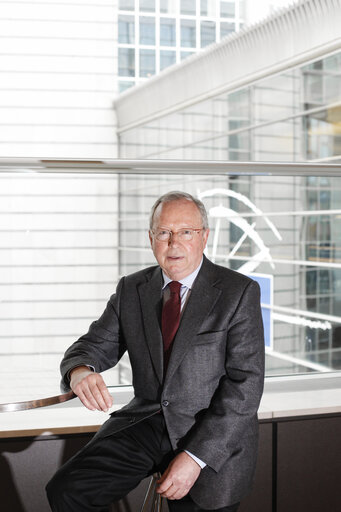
[248,273,273,349]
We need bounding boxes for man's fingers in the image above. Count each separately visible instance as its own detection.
[81,382,106,411]
[71,369,113,412]
[156,452,201,499]
[97,379,114,409]
[76,388,97,411]
[156,474,172,495]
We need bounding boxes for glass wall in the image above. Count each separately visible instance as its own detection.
[1,165,341,403]
[119,51,341,163]
[117,0,245,92]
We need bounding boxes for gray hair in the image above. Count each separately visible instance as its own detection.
[149,191,209,230]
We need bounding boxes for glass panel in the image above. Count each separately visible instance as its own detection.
[220,0,235,18]
[201,0,217,16]
[119,0,135,10]
[180,0,196,15]
[201,20,216,47]
[221,21,235,38]
[181,51,195,60]
[160,18,176,46]
[118,15,135,44]
[181,19,196,48]
[140,16,155,45]
[117,172,341,375]
[140,49,155,77]
[118,48,135,77]
[302,53,341,109]
[201,0,208,16]
[253,71,299,123]
[119,80,135,93]
[160,0,176,14]
[304,107,341,160]
[1,165,341,404]
[140,0,155,12]
[160,50,176,70]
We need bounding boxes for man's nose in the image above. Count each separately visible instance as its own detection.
[168,232,180,246]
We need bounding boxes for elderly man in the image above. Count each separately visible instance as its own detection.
[46,191,264,512]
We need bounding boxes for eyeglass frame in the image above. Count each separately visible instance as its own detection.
[150,227,205,242]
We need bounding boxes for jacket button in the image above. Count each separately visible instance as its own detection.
[162,400,169,407]
[129,417,136,423]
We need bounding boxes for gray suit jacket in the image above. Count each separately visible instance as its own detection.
[61,256,265,508]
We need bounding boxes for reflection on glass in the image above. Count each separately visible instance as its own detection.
[118,15,135,44]
[220,0,235,17]
[160,18,176,46]
[201,21,216,47]
[118,52,341,163]
[221,21,235,38]
[118,48,135,77]
[140,49,155,77]
[304,108,341,160]
[200,0,217,16]
[140,0,155,12]
[181,0,196,15]
[119,80,135,93]
[303,53,341,109]
[160,0,176,14]
[181,19,196,48]
[140,16,155,45]
[119,0,135,10]
[160,50,176,70]
[181,51,195,60]
[1,168,341,402]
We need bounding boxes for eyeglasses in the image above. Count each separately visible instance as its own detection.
[152,228,203,242]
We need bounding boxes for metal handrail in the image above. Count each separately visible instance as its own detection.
[0,390,76,413]
[0,157,341,176]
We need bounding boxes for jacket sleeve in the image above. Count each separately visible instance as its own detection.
[60,277,127,392]
[183,279,265,472]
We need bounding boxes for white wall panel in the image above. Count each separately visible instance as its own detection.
[0,143,117,158]
[0,108,116,125]
[0,213,119,230]
[1,299,112,319]
[0,37,116,57]
[0,55,115,73]
[1,283,114,302]
[0,248,118,266]
[0,125,117,144]
[0,73,117,92]
[0,195,119,211]
[0,90,115,108]
[0,20,116,39]
[0,231,118,248]
[0,3,115,21]
[0,1,118,159]
[0,265,118,284]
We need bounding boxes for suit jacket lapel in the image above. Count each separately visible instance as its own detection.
[138,267,164,384]
[164,258,222,386]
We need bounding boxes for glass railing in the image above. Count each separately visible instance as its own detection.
[1,158,341,405]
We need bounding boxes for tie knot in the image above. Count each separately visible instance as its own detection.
[169,281,181,295]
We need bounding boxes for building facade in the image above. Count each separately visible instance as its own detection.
[0,0,341,399]
[115,0,341,373]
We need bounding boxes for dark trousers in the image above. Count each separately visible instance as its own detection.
[46,413,239,512]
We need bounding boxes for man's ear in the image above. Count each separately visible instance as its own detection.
[148,230,153,247]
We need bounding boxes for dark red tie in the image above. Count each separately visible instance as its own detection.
[162,281,181,370]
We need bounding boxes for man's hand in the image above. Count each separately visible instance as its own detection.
[70,366,113,412]
[156,451,201,500]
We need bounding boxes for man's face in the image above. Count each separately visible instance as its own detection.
[149,199,209,280]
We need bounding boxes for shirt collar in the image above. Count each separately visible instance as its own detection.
[162,258,203,290]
